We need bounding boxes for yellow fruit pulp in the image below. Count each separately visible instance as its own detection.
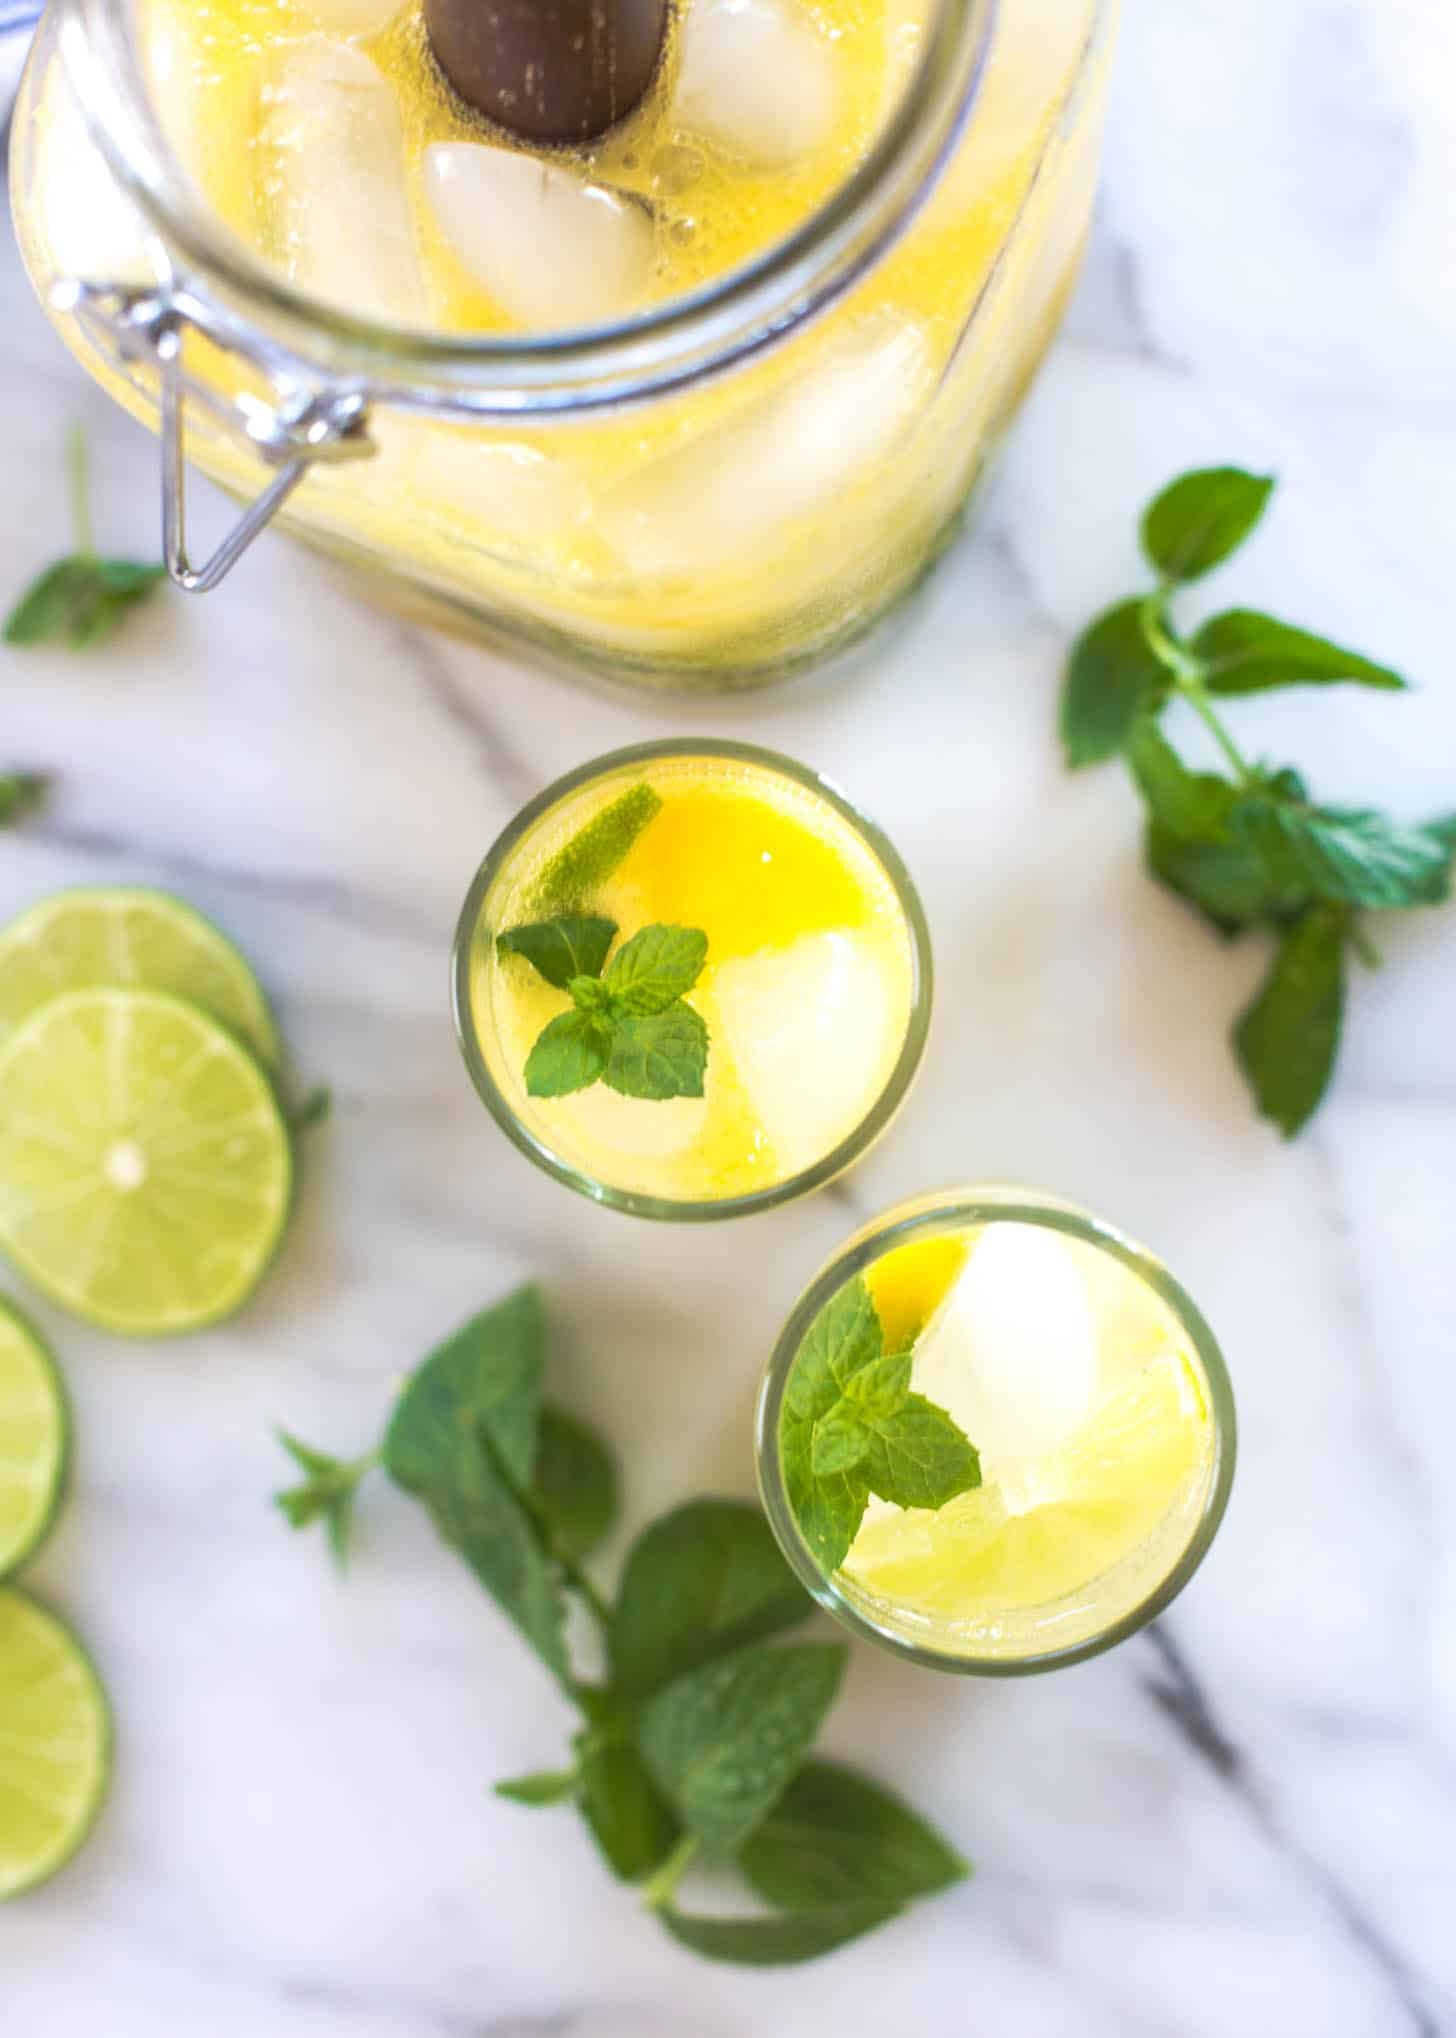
[841,1225,1217,1660]
[473,755,915,1202]
[865,1232,968,1350]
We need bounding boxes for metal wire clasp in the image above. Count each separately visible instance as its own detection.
[52,272,377,593]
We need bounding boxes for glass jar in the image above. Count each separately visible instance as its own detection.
[9,0,1117,687]
[757,1187,1237,1674]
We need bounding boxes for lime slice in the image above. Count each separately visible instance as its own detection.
[844,1351,1210,1618]
[532,782,663,915]
[0,887,279,1066]
[0,1587,110,1899]
[0,1299,67,1576]
[0,988,293,1336]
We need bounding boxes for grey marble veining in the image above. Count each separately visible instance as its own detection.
[3,1,1456,2032]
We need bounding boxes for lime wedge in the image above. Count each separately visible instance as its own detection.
[0,988,293,1336]
[0,887,278,1066]
[533,782,663,915]
[0,1299,67,1577]
[0,1588,110,1899]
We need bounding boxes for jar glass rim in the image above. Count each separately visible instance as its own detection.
[450,738,935,1222]
[54,0,1000,407]
[755,1187,1238,1674]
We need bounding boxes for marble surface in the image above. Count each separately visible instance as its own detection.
[3,0,1456,2030]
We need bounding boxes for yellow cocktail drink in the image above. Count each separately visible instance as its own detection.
[454,743,931,1213]
[759,1189,1235,1670]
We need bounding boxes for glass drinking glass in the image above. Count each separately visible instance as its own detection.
[452,739,933,1218]
[757,1186,1236,1673]
[8,0,1117,686]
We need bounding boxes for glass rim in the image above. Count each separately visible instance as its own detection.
[53,0,1001,407]
[450,738,935,1222]
[755,1186,1238,1674]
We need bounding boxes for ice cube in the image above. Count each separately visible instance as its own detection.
[707,932,901,1178]
[261,39,425,323]
[391,421,591,544]
[424,144,653,332]
[40,86,161,287]
[909,1225,1098,1483]
[672,0,838,166]
[299,0,404,35]
[598,315,929,576]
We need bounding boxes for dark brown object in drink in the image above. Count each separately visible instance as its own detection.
[424,0,669,144]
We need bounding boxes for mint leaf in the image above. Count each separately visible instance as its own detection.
[386,1285,544,1486]
[1060,599,1170,767]
[603,1004,709,1100]
[609,1500,811,1700]
[639,1642,846,1857]
[1244,800,1452,911]
[532,782,663,916]
[1193,609,1406,696]
[780,1277,979,1574]
[3,554,166,648]
[1233,906,1348,1136]
[4,559,94,643]
[525,1008,611,1097]
[856,1395,980,1512]
[274,1430,377,1570]
[569,974,614,1015]
[1140,467,1274,583]
[809,1403,870,1478]
[602,924,708,1014]
[779,1279,881,1573]
[497,915,617,990]
[657,1899,903,1966]
[739,1759,969,1911]
[1128,723,1309,933]
[0,773,47,826]
[382,1286,571,1684]
[576,1738,681,1881]
[1146,821,1292,935]
[530,1404,618,1561]
[512,918,711,1105]
[1126,720,1236,837]
[842,1349,913,1417]
[495,1767,579,1807]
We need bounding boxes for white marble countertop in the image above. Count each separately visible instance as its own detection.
[3,0,1455,2031]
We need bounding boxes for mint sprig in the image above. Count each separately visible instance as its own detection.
[0,773,47,827]
[1060,465,1453,1136]
[274,1285,968,1965]
[3,426,166,651]
[499,914,710,1102]
[781,1276,980,1575]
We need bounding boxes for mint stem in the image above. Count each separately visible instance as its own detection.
[488,1430,613,1634]
[66,423,94,559]
[641,1833,698,1910]
[1177,677,1255,783]
[1142,591,1256,783]
[557,1549,612,1631]
[1350,922,1383,971]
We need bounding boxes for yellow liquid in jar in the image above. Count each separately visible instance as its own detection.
[18,0,1109,668]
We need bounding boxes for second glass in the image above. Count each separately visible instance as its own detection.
[757,1187,1236,1674]
[452,740,933,1219]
